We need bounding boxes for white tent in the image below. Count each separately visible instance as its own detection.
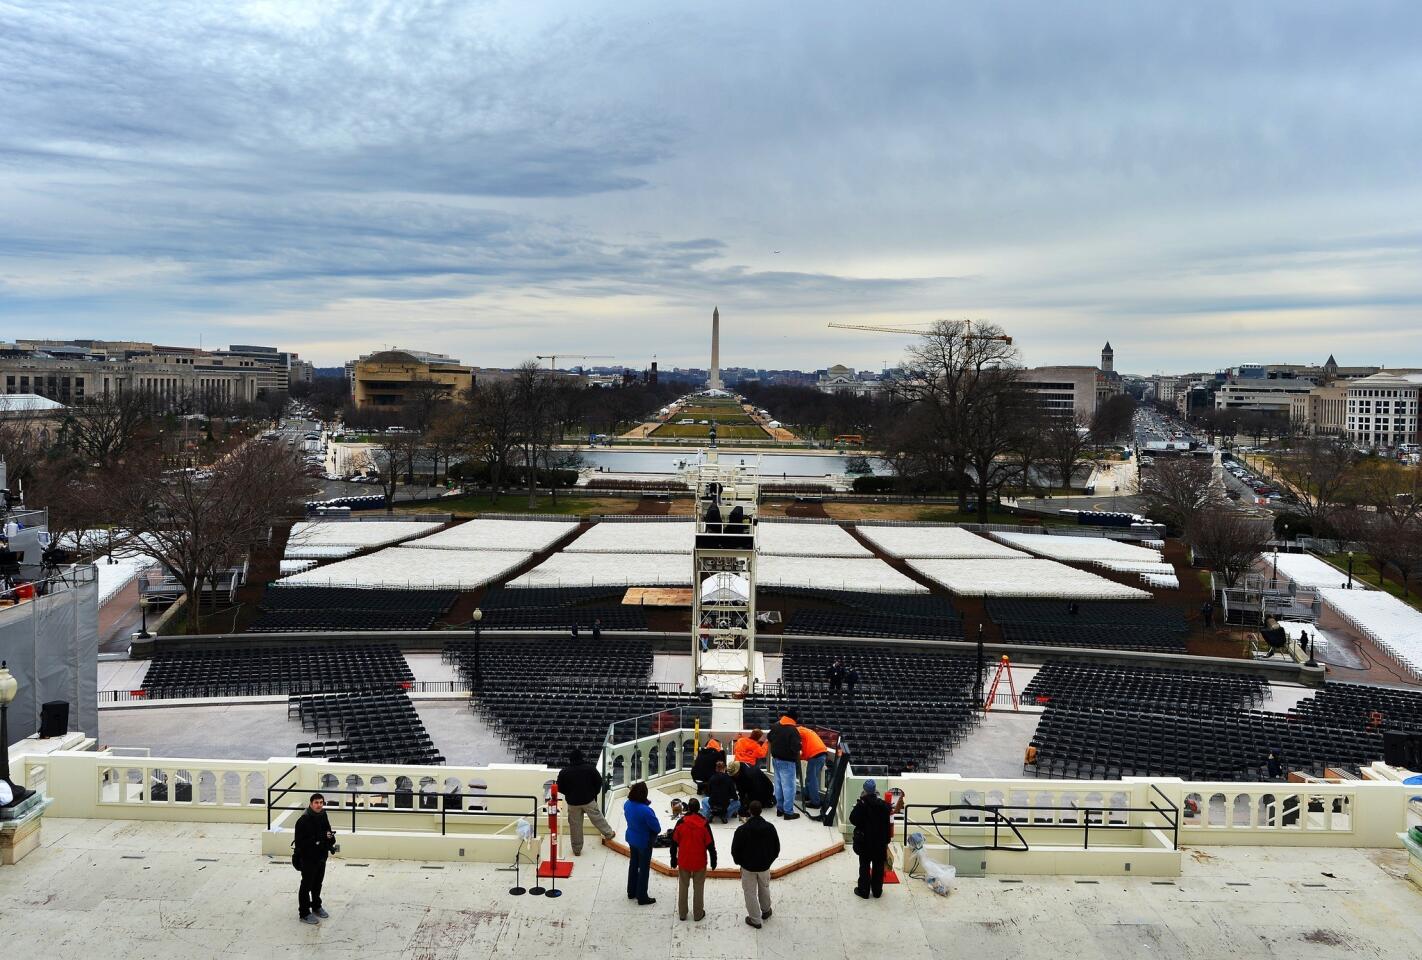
[701,573,749,603]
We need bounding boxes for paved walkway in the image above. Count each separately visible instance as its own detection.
[4,817,1421,958]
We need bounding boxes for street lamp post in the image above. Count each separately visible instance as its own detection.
[1271,547,1279,591]
[0,661,37,810]
[136,595,151,640]
[1347,550,1355,590]
[472,608,484,692]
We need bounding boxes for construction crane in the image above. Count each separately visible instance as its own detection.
[827,321,1012,344]
[535,354,614,371]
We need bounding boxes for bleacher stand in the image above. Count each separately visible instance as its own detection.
[749,643,981,775]
[141,642,414,698]
[250,586,458,633]
[292,690,442,765]
[473,586,648,633]
[446,637,700,767]
[772,588,964,641]
[1023,665,1398,781]
[989,598,1188,654]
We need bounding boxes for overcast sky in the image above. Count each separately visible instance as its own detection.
[4,1,1421,374]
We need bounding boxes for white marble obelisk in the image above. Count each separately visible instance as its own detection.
[709,306,722,390]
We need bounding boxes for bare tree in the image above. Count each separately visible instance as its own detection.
[111,441,313,632]
[1189,508,1272,587]
[1343,461,1422,595]
[1272,436,1356,536]
[0,401,53,493]
[466,380,522,504]
[890,319,1020,513]
[62,390,153,467]
[371,431,420,511]
[513,361,558,509]
[1090,394,1136,445]
[1134,456,1221,535]
[403,378,454,434]
[25,456,110,553]
[1042,413,1096,493]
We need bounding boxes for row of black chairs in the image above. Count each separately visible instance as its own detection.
[290,691,443,765]
[988,598,1188,632]
[259,586,458,614]
[248,609,442,633]
[999,622,1187,654]
[476,606,647,631]
[142,643,413,698]
[479,586,627,610]
[1027,703,1383,781]
[784,609,965,641]
[779,643,979,694]
[1292,682,1422,733]
[768,587,960,621]
[1020,661,1269,712]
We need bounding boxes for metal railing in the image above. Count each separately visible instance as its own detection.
[265,763,540,836]
[899,783,1179,852]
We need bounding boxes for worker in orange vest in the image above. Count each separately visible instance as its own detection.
[734,729,769,767]
[798,723,830,808]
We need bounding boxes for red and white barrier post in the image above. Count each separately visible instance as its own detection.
[537,783,573,878]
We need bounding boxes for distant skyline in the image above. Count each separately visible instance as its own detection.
[4,2,1421,373]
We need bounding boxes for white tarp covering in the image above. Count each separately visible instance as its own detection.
[93,553,160,606]
[287,520,442,549]
[509,552,692,588]
[1319,588,1422,679]
[565,520,695,554]
[756,522,871,557]
[758,555,928,594]
[281,546,530,590]
[0,571,98,739]
[855,525,1028,559]
[908,558,1151,599]
[990,532,1163,564]
[404,518,578,553]
[1272,553,1356,591]
[281,544,363,560]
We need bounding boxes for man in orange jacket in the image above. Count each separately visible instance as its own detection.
[734,729,769,767]
[798,723,830,808]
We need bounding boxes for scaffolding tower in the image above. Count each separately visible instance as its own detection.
[690,456,761,693]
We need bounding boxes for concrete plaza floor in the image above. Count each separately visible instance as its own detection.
[3,816,1421,959]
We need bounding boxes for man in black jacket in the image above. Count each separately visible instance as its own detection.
[690,737,726,790]
[294,793,337,924]
[727,760,774,812]
[703,761,740,823]
[767,712,802,819]
[731,801,780,928]
[848,780,892,899]
[556,748,616,855]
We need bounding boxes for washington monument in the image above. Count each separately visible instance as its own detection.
[709,306,722,390]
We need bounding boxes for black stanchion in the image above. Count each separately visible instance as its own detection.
[529,852,547,896]
[509,851,527,896]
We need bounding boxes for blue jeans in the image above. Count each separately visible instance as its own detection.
[627,844,653,901]
[709,797,741,822]
[804,753,828,806]
[772,758,797,815]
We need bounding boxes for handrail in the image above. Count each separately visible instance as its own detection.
[266,782,540,837]
[901,793,1181,853]
[267,764,300,830]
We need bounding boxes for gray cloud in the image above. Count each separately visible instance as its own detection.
[2,1,1421,371]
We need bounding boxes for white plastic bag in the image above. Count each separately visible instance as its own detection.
[921,857,956,896]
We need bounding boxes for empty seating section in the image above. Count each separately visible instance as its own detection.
[771,588,962,641]
[480,586,625,609]
[292,691,442,764]
[474,585,647,633]
[1291,683,1422,733]
[988,598,1187,630]
[480,607,647,631]
[990,598,1188,654]
[758,644,981,774]
[1024,665,1398,780]
[999,623,1186,654]
[447,638,696,765]
[1021,662,1269,713]
[785,610,964,640]
[1027,705,1382,781]
[141,643,413,698]
[250,586,458,632]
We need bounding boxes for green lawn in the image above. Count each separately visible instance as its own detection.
[399,494,616,517]
[651,423,770,439]
[1322,552,1422,611]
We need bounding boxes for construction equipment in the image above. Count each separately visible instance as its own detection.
[828,321,1012,344]
[535,354,614,371]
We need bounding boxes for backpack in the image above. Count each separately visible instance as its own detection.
[291,839,302,871]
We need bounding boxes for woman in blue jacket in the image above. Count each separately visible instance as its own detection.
[623,781,661,905]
